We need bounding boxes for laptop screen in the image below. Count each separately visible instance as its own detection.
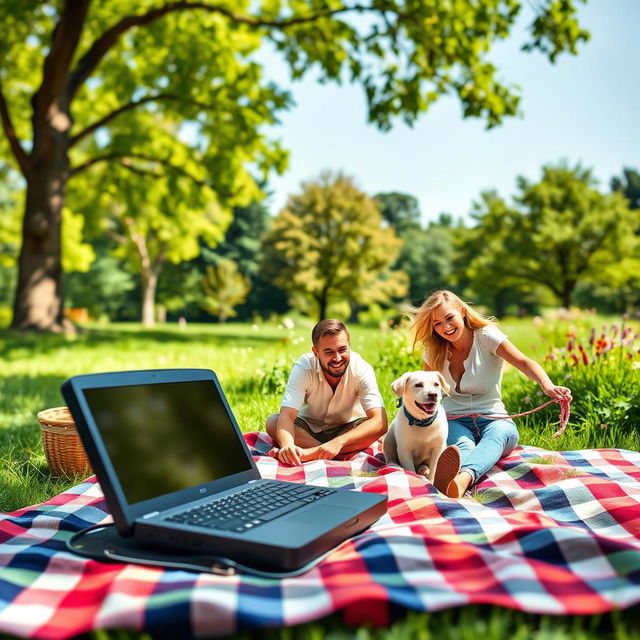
[83,380,253,505]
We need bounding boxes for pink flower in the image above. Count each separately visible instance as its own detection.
[589,328,596,345]
[600,423,608,429]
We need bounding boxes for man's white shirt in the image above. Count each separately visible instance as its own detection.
[280,351,384,434]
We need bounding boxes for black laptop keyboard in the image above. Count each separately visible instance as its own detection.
[165,481,335,534]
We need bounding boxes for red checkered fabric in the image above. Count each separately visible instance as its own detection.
[2,432,640,639]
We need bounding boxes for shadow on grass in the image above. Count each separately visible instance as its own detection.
[0,326,289,361]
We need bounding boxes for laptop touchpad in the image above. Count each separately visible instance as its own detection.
[287,505,354,528]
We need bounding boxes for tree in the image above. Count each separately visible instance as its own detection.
[375,192,421,234]
[374,192,459,303]
[65,243,136,322]
[200,259,250,323]
[454,194,539,316]
[1,1,589,331]
[262,172,405,321]
[71,153,233,326]
[402,225,458,304]
[612,168,640,212]
[459,165,637,309]
[201,201,290,319]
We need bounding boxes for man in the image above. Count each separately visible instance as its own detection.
[266,319,388,465]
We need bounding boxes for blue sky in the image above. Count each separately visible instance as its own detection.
[260,0,640,225]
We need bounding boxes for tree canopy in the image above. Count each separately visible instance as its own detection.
[459,164,638,309]
[0,0,590,330]
[262,172,406,320]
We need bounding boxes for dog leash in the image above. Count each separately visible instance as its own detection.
[447,397,571,439]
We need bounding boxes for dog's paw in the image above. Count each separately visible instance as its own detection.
[416,463,430,478]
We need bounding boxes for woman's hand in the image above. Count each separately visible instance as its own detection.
[542,384,572,403]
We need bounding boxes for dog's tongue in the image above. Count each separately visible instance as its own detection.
[416,402,436,415]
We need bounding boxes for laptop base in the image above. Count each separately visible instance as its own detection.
[66,524,334,578]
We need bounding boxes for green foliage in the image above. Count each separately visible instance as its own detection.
[374,192,459,303]
[200,202,290,320]
[65,253,136,320]
[0,0,591,330]
[458,164,639,309]
[401,224,458,304]
[267,0,589,129]
[611,167,640,210]
[0,167,21,311]
[257,359,291,395]
[0,166,21,270]
[61,207,95,273]
[373,325,423,379]
[501,319,640,449]
[374,192,421,234]
[262,171,406,320]
[200,259,251,323]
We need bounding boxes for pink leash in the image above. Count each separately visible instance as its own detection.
[447,397,571,439]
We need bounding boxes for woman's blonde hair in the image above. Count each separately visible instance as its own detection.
[407,290,495,372]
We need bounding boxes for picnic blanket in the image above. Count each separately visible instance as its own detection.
[2,432,640,639]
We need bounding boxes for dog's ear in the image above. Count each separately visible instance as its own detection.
[391,373,411,397]
[437,372,450,396]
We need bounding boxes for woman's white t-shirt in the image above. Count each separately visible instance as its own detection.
[423,325,508,416]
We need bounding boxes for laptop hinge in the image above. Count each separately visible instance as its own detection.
[142,511,160,519]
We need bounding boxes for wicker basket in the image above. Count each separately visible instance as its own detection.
[37,407,92,476]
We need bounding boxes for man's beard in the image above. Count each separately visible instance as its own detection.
[320,361,348,378]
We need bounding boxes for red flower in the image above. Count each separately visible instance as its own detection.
[578,344,589,365]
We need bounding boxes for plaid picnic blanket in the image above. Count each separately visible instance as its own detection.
[2,432,640,639]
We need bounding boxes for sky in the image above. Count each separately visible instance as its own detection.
[259,0,640,225]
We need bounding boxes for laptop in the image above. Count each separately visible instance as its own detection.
[61,368,387,572]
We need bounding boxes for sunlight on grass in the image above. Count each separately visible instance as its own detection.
[1,317,639,639]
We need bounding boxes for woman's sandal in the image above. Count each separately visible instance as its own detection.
[433,445,461,494]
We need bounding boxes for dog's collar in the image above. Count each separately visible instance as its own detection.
[396,398,438,428]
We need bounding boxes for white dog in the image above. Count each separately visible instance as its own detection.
[383,371,450,483]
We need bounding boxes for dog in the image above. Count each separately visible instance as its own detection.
[383,370,450,483]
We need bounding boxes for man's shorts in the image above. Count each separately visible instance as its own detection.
[293,416,367,444]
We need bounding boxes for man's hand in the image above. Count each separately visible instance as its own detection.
[276,444,303,466]
[312,438,344,460]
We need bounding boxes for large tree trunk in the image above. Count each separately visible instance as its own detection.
[11,107,72,332]
[493,289,508,319]
[317,293,328,322]
[9,0,89,332]
[141,269,158,328]
[349,301,361,324]
[561,280,575,309]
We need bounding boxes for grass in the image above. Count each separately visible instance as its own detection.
[1,313,640,639]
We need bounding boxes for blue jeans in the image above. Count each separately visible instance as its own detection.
[446,416,519,484]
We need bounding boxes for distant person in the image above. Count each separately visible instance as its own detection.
[266,320,388,464]
[409,290,572,497]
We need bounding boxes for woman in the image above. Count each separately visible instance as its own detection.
[409,290,572,498]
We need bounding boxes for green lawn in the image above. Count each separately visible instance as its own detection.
[1,315,640,639]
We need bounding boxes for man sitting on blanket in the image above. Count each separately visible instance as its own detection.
[266,319,388,465]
